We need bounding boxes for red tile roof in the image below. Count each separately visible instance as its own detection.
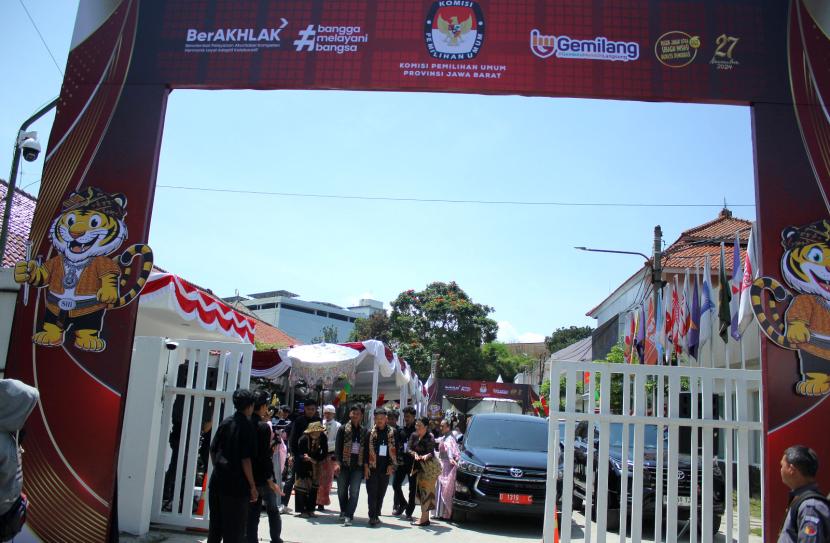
[662,209,751,272]
[0,180,37,267]
[253,321,301,347]
[587,209,752,317]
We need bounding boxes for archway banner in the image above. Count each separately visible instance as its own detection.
[4,1,830,540]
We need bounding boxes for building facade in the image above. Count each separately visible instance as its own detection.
[227,290,384,344]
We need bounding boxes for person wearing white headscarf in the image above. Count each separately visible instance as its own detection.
[316,405,341,510]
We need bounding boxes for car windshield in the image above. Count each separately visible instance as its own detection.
[608,423,664,450]
[465,419,548,452]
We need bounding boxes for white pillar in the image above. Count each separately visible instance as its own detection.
[118,337,169,536]
[370,362,379,414]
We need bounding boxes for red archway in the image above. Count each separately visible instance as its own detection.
[5,1,830,540]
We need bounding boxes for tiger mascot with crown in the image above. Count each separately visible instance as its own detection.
[752,219,830,396]
[13,187,153,352]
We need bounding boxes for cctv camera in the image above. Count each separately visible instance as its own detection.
[20,138,41,162]
[165,340,179,351]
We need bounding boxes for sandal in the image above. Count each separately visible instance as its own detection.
[411,520,430,526]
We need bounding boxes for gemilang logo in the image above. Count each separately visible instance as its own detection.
[530,29,639,62]
[184,19,288,53]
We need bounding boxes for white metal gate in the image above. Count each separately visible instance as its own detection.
[150,339,253,529]
[543,361,762,543]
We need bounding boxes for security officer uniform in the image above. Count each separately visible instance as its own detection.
[778,483,830,542]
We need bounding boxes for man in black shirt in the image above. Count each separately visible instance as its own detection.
[388,410,406,516]
[286,399,320,509]
[208,389,257,543]
[247,390,283,543]
[363,408,397,526]
[334,405,367,526]
[397,406,417,519]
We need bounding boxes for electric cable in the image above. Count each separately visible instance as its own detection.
[155,184,756,208]
[18,0,64,77]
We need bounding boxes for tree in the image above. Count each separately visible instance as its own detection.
[311,325,339,344]
[347,311,393,344]
[390,281,498,379]
[545,325,593,355]
[480,342,536,382]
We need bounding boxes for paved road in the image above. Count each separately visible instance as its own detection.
[120,484,543,543]
[120,484,761,543]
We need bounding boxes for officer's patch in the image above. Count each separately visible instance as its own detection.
[803,522,818,536]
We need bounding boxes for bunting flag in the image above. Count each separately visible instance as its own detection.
[680,269,691,355]
[375,393,386,407]
[635,303,646,363]
[655,289,666,364]
[663,281,675,363]
[738,223,758,333]
[671,276,682,356]
[540,396,550,417]
[730,231,743,341]
[333,389,347,406]
[718,243,732,343]
[645,296,658,365]
[688,267,701,360]
[700,255,716,348]
[623,311,636,362]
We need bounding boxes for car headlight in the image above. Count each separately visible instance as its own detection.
[610,458,634,476]
[458,458,485,476]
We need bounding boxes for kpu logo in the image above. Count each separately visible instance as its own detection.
[425,1,485,60]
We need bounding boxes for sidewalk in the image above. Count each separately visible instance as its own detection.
[120,484,541,543]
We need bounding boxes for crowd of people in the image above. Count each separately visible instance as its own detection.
[206,390,465,542]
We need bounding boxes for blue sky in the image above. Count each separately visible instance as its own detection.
[1,1,756,343]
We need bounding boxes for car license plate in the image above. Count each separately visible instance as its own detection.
[663,495,693,507]
[500,493,533,505]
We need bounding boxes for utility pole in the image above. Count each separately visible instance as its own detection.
[652,225,664,324]
[0,98,58,259]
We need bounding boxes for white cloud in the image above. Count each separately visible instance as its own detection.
[497,321,545,344]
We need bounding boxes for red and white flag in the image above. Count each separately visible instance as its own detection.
[738,223,758,333]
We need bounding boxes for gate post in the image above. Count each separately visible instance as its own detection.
[117,337,168,536]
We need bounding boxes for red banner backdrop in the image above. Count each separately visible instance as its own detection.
[5,1,830,540]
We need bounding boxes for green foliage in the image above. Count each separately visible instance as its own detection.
[390,281,498,379]
[348,312,393,344]
[480,342,536,382]
[545,325,593,355]
[312,325,339,344]
[255,340,287,351]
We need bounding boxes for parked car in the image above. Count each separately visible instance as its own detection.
[452,413,561,521]
[572,422,725,534]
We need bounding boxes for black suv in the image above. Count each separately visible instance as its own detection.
[453,413,560,521]
[572,422,726,534]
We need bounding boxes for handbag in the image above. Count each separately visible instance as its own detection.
[0,493,27,542]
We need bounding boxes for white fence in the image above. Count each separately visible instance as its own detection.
[543,361,762,543]
[148,339,252,530]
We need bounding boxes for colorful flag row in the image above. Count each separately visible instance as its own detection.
[622,224,758,365]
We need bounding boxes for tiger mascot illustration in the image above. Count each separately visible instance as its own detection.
[13,187,153,352]
[752,219,830,396]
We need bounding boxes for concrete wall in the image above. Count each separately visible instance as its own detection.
[0,268,20,377]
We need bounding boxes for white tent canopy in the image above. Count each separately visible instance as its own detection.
[250,340,430,413]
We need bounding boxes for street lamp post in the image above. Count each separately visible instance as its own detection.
[0,98,59,261]
[575,225,665,332]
